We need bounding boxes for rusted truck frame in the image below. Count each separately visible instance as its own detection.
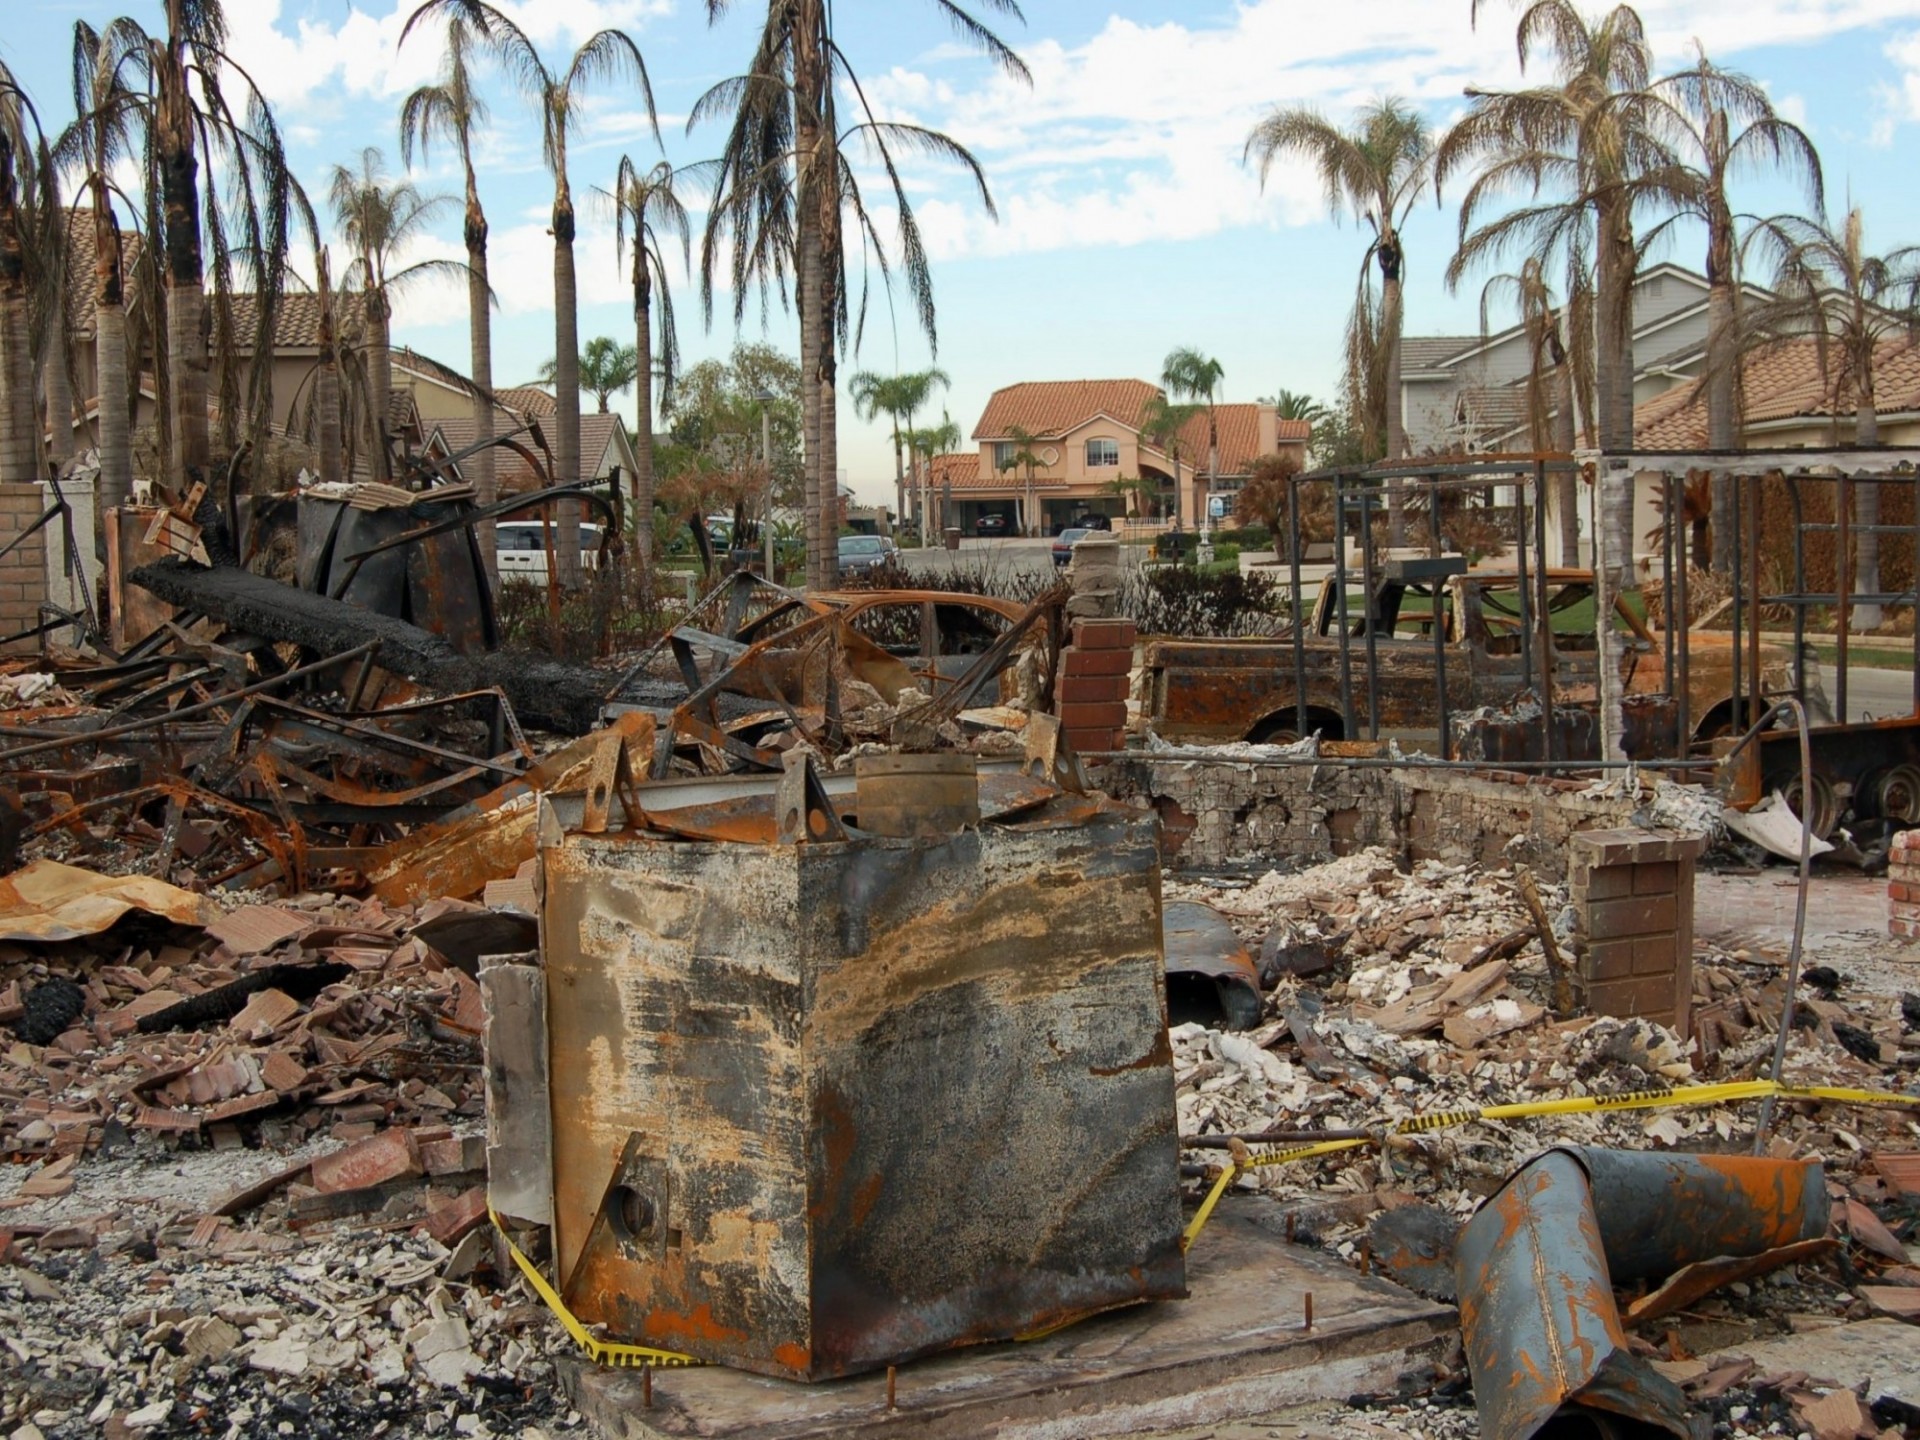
[1145,569,1806,761]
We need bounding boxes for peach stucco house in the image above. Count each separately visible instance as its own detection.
[920,379,1307,536]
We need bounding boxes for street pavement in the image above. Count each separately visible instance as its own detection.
[1817,663,1916,722]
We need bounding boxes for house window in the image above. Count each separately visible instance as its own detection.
[993,441,1016,471]
[1085,438,1119,468]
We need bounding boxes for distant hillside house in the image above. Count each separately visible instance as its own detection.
[953,379,1307,536]
[1399,263,1777,455]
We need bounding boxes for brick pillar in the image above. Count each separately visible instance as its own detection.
[1058,618,1134,756]
[1569,828,1704,1037]
[1890,829,1920,939]
[0,482,49,654]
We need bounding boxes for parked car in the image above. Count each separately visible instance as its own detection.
[975,512,1012,537]
[836,533,896,577]
[1072,512,1113,531]
[494,520,605,582]
[1051,527,1090,567]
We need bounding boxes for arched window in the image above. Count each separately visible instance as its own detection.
[1085,438,1118,467]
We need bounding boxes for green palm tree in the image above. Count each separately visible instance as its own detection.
[1161,347,1226,533]
[1245,96,1433,516]
[399,12,498,558]
[1634,48,1822,572]
[59,21,148,512]
[1270,390,1330,426]
[539,337,639,413]
[611,156,691,600]
[697,0,1025,590]
[403,0,657,590]
[849,366,949,540]
[998,422,1044,535]
[328,147,460,482]
[1138,392,1203,528]
[1743,207,1920,629]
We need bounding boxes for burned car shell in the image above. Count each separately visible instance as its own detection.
[1144,569,1807,751]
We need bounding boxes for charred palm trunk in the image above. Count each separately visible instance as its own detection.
[817,199,841,588]
[0,137,34,488]
[632,241,656,603]
[1550,322,1579,564]
[1854,367,1882,630]
[43,327,73,470]
[366,282,392,484]
[795,17,827,593]
[552,170,584,592]
[465,195,495,575]
[1380,235,1406,546]
[316,285,344,490]
[1705,204,1738,574]
[158,60,207,490]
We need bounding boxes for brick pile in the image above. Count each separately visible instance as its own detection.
[1890,828,1920,939]
[1058,617,1134,756]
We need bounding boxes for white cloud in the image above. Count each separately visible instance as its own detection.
[1878,29,1920,141]
[223,0,675,114]
[854,0,1920,264]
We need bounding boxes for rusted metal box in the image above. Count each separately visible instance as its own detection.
[538,796,1186,1381]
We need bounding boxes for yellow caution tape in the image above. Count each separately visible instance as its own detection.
[489,1207,704,1369]
[1179,1079,1920,1252]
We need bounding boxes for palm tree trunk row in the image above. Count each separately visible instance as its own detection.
[633,253,656,603]
[466,216,496,575]
[552,182,584,590]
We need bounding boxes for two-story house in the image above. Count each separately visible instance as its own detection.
[927,379,1308,536]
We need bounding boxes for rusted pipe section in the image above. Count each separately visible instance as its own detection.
[1455,1147,1825,1440]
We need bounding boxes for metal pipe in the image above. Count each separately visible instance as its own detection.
[1675,521,1691,750]
[1428,477,1451,760]
[1533,460,1555,764]
[1836,468,1851,723]
[1661,473,1676,712]
[1730,468,1743,726]
[0,643,380,765]
[1359,480,1380,743]
[1332,479,1356,739]
[1288,474,1307,739]
[1912,468,1919,713]
[1514,468,1534,694]
[1716,695,1814,1152]
[1748,471,1765,729]
[1081,750,1704,771]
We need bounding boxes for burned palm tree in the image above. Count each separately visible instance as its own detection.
[1742,207,1920,629]
[399,12,499,560]
[697,0,1026,590]
[61,21,154,510]
[327,147,461,482]
[401,0,659,591]
[0,65,55,489]
[610,156,692,600]
[1635,49,1823,572]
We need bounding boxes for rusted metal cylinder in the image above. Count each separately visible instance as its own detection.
[1454,1149,1698,1440]
[1573,1147,1828,1284]
[854,753,980,838]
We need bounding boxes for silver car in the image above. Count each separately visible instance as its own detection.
[836,534,895,577]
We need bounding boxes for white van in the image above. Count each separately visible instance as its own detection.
[493,520,605,582]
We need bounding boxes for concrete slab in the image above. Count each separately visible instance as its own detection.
[560,1199,1456,1440]
[1708,1317,1920,1406]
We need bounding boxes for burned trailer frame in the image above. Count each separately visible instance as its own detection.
[1620,448,1920,839]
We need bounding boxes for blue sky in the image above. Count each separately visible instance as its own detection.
[11,0,1920,502]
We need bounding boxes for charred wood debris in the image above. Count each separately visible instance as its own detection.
[0,517,1918,1440]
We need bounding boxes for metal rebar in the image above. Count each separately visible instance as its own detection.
[0,643,380,766]
[1428,477,1451,760]
[1289,474,1308,739]
[1836,469,1851,723]
[1359,482,1380,742]
[1332,483,1356,739]
[1534,460,1555,764]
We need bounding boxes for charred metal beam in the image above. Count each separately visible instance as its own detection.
[129,559,612,734]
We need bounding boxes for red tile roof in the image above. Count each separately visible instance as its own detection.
[973,380,1308,477]
[495,385,558,417]
[929,451,1071,492]
[1635,336,1920,448]
[974,380,1162,440]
